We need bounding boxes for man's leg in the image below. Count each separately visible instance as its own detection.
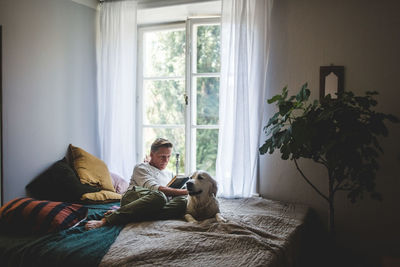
[156,196,187,220]
[105,187,168,225]
[85,187,168,230]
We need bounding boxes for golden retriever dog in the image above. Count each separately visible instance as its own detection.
[184,171,226,223]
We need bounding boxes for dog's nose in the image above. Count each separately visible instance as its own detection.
[186,181,193,190]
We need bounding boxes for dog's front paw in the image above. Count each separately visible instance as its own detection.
[215,213,227,223]
[184,214,198,223]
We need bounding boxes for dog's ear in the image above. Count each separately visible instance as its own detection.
[209,176,218,196]
[190,171,198,179]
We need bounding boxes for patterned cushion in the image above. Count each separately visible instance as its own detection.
[0,197,88,234]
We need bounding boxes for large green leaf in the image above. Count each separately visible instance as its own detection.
[265,112,280,128]
[267,94,282,104]
[279,102,293,116]
[259,138,273,155]
[296,83,310,102]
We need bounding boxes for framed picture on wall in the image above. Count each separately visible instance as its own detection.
[319,65,344,101]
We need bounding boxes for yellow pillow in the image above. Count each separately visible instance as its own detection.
[68,144,115,192]
[81,190,122,202]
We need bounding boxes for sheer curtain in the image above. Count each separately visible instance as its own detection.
[216,0,273,197]
[97,1,137,180]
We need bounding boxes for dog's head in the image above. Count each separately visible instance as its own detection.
[186,171,218,197]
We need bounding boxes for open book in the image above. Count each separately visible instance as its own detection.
[167,175,190,189]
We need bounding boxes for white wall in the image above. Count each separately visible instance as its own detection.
[260,0,400,262]
[0,0,98,202]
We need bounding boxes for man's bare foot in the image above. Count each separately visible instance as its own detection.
[104,210,114,216]
[85,218,107,230]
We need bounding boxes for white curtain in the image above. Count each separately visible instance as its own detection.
[216,0,273,197]
[97,1,137,180]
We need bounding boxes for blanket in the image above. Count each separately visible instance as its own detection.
[0,202,123,267]
[100,197,310,267]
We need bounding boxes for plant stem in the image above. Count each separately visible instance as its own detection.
[328,174,335,236]
[293,158,329,202]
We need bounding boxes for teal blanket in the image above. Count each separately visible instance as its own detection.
[0,202,123,267]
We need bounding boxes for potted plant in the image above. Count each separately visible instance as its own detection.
[259,83,398,235]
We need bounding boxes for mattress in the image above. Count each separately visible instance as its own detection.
[101,197,310,267]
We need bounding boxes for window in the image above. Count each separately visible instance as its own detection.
[137,18,220,176]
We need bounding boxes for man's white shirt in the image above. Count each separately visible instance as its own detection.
[127,162,173,191]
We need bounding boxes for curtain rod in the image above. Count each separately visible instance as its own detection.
[98,0,217,3]
[98,0,219,9]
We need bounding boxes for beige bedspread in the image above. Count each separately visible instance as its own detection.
[100,197,310,267]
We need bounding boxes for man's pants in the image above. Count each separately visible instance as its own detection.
[104,186,187,225]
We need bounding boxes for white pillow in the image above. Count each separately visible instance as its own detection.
[110,172,129,194]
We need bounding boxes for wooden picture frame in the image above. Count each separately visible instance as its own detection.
[319,65,344,101]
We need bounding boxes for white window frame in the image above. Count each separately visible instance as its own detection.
[187,18,220,173]
[137,18,220,175]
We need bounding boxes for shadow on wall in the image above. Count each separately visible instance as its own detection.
[0,25,3,206]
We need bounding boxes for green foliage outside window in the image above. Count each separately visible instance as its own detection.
[144,24,220,175]
[197,25,221,73]
[195,25,220,176]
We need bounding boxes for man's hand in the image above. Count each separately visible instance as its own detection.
[158,186,188,197]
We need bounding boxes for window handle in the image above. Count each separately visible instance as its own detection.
[184,93,189,105]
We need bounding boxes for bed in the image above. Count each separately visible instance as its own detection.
[0,146,316,266]
[0,196,312,267]
[100,197,311,267]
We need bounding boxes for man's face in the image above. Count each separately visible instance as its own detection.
[149,146,172,170]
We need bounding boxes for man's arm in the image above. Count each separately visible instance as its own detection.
[158,186,188,197]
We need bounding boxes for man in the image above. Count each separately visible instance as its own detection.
[85,138,188,230]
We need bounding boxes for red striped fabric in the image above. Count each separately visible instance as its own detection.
[0,197,88,233]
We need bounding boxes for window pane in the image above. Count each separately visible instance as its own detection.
[144,29,186,77]
[196,129,218,176]
[144,80,185,125]
[143,127,185,175]
[196,25,220,73]
[196,77,219,125]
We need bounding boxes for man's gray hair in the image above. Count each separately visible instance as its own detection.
[151,138,173,152]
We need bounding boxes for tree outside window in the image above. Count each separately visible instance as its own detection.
[141,20,220,176]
